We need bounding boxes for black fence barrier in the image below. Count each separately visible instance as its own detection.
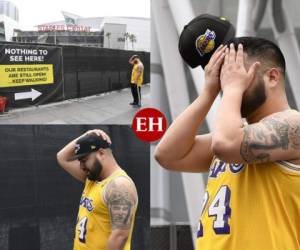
[151,224,194,250]
[0,125,150,250]
[0,42,150,109]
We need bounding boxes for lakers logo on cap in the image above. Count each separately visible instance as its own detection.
[75,144,80,154]
[195,29,216,57]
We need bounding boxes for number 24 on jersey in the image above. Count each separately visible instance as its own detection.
[197,185,231,237]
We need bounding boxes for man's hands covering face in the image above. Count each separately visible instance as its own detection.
[220,43,261,93]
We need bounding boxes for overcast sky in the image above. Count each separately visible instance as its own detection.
[10,0,150,30]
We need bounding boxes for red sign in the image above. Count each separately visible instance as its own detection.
[132,108,167,142]
[37,25,91,32]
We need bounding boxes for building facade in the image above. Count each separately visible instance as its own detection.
[0,0,19,41]
[12,12,150,51]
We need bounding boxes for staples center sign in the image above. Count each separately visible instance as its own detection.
[38,25,91,32]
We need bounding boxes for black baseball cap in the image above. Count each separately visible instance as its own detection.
[178,14,235,68]
[72,134,111,160]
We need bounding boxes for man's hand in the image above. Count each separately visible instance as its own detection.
[129,55,138,64]
[203,44,227,94]
[56,129,111,182]
[220,43,260,93]
[81,129,112,145]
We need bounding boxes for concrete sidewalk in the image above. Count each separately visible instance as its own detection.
[0,84,150,124]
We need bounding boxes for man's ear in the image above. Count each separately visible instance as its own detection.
[266,68,281,88]
[99,148,108,158]
[95,151,105,165]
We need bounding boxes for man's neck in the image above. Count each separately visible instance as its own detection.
[100,161,120,180]
[246,95,290,123]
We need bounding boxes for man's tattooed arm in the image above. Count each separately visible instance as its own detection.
[240,115,300,163]
[105,178,137,230]
[105,177,137,250]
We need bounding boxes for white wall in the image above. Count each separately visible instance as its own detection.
[0,14,19,41]
[101,17,150,51]
[103,23,126,49]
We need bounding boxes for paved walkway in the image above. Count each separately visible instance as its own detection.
[0,85,150,124]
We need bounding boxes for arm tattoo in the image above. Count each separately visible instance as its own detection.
[105,180,135,230]
[288,118,300,149]
[137,66,142,73]
[240,116,300,163]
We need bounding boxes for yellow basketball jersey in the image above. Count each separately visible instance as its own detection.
[73,169,136,250]
[196,158,300,250]
[131,64,144,86]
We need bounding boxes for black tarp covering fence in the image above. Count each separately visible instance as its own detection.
[0,42,150,109]
[0,125,150,250]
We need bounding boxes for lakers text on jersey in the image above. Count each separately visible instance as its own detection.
[196,158,300,250]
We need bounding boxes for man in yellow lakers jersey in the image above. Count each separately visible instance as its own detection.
[57,130,138,250]
[129,55,144,107]
[155,37,300,249]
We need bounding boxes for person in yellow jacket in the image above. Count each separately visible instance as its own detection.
[57,130,138,250]
[129,55,144,107]
[155,37,300,249]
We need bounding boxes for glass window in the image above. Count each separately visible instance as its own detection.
[0,2,4,14]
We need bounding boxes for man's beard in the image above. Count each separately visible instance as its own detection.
[87,159,103,181]
[241,77,267,118]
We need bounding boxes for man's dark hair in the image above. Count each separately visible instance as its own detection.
[227,37,286,74]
